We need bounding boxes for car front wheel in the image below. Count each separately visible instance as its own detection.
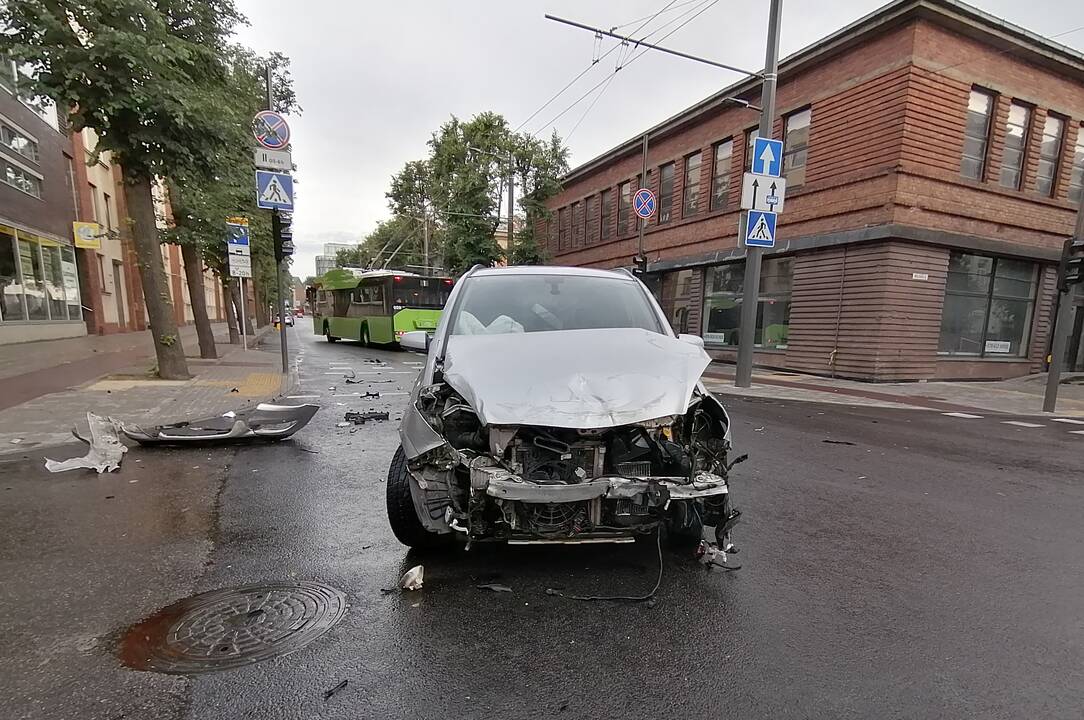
[386,446,443,548]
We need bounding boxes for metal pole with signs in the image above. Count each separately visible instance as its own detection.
[254,79,294,374]
[1043,209,1084,412]
[226,217,252,352]
[735,0,783,388]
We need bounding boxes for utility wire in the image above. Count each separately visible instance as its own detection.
[530,0,720,139]
[514,0,681,132]
[931,23,1084,74]
[610,0,703,31]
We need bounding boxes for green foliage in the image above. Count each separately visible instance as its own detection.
[2,0,244,181]
[387,113,568,274]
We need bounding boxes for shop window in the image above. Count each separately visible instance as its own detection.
[618,182,631,236]
[61,244,80,320]
[999,103,1031,190]
[658,163,674,224]
[702,257,792,349]
[1,121,39,162]
[18,236,47,319]
[1067,126,1083,206]
[2,160,41,198]
[683,152,701,217]
[40,240,67,320]
[783,108,810,187]
[659,269,697,334]
[600,188,613,240]
[0,225,24,321]
[938,251,1037,357]
[1035,114,1064,197]
[961,88,995,180]
[710,139,732,210]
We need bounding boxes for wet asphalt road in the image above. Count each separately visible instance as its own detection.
[2,326,1084,719]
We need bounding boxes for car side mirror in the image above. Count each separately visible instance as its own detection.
[401,330,430,353]
[678,333,705,349]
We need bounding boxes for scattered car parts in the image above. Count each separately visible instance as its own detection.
[121,403,319,444]
[44,412,127,474]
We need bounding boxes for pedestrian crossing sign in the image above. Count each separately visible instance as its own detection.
[745,210,776,248]
[255,170,294,211]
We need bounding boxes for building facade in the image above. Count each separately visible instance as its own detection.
[315,242,359,276]
[0,59,84,344]
[543,0,1084,380]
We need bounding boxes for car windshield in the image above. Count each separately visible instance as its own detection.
[450,273,663,335]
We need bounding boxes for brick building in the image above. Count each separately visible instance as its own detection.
[543,0,1084,381]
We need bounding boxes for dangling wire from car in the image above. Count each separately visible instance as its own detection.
[545,529,664,603]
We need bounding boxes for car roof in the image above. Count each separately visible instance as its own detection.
[470,265,636,281]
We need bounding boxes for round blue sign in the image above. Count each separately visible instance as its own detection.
[633,188,656,219]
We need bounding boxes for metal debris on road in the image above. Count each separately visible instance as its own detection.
[342,369,356,379]
[343,410,389,425]
[44,412,127,474]
[822,439,857,446]
[476,583,513,593]
[336,422,351,428]
[323,680,348,700]
[122,404,319,444]
[399,565,424,590]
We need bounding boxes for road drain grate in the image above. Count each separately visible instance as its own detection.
[118,581,347,674]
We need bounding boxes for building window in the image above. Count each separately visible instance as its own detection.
[60,244,80,320]
[600,188,613,240]
[0,225,24,321]
[1035,114,1065,197]
[585,195,598,244]
[558,206,569,250]
[938,251,1037,357]
[0,121,39,162]
[40,240,67,320]
[710,139,733,210]
[2,160,42,198]
[0,58,17,94]
[961,88,995,180]
[571,201,583,247]
[658,162,675,224]
[683,152,701,217]
[103,193,114,232]
[659,269,697,334]
[999,102,1031,190]
[18,236,48,319]
[1071,128,1084,206]
[702,257,793,349]
[744,127,759,171]
[618,181,631,236]
[783,108,810,187]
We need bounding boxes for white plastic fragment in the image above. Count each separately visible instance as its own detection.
[399,565,424,591]
[44,412,128,474]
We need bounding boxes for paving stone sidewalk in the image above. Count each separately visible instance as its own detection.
[0,327,295,455]
[704,365,1084,417]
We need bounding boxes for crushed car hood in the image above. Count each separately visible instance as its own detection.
[442,328,711,428]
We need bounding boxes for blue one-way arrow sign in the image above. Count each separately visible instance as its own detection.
[751,137,783,178]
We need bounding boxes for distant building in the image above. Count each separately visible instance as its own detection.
[315,242,358,276]
[543,0,1084,380]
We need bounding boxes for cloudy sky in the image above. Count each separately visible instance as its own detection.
[233,0,1084,278]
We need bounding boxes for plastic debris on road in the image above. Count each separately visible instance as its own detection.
[399,565,424,591]
[476,583,513,593]
[44,412,128,474]
[344,410,389,425]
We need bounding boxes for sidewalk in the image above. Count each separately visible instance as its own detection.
[0,323,294,454]
[702,364,1084,417]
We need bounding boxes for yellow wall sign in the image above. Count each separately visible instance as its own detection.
[73,221,102,249]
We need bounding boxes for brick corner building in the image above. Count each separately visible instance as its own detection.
[542,0,1084,381]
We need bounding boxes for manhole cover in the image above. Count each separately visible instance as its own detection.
[118,581,347,674]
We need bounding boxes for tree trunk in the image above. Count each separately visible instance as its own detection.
[222,277,241,344]
[229,277,254,335]
[180,242,218,359]
[253,276,270,327]
[123,171,190,379]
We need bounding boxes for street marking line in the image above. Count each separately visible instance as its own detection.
[1001,421,1044,428]
[1052,418,1084,425]
[287,395,320,399]
[942,412,984,419]
[1070,430,1084,436]
[332,392,408,397]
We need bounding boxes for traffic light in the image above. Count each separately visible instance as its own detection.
[272,211,294,263]
[1057,236,1084,292]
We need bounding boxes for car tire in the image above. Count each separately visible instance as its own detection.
[360,324,370,347]
[386,446,442,548]
[324,323,339,343]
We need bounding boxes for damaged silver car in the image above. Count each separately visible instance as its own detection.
[386,266,742,550]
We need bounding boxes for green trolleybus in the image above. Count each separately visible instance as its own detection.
[308,268,454,346]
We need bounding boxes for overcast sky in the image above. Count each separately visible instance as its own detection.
[232,0,1084,278]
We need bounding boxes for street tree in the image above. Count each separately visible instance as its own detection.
[2,0,244,379]
[335,216,443,272]
[387,112,568,273]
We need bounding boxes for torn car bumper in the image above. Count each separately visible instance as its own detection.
[471,464,728,504]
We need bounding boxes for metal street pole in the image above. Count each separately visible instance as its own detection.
[507,150,515,262]
[735,0,783,388]
[636,133,649,273]
[1043,204,1084,411]
[265,65,289,374]
[422,212,429,272]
